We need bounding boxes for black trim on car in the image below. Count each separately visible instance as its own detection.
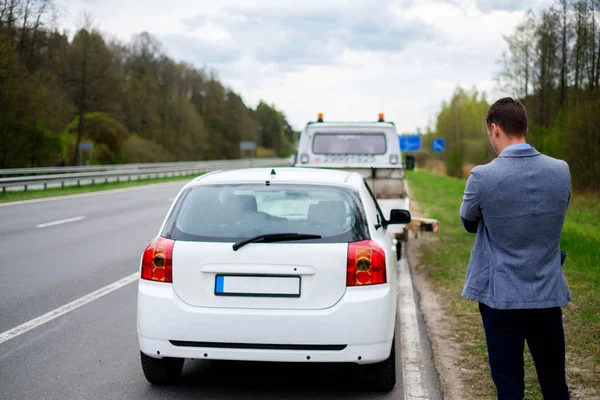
[169,341,347,351]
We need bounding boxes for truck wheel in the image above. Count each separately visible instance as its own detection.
[140,351,184,385]
[361,340,396,392]
[395,241,402,260]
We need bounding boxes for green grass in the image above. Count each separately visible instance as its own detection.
[407,169,600,399]
[0,173,199,203]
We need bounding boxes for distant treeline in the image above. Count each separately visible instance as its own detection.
[0,0,296,168]
[419,1,599,191]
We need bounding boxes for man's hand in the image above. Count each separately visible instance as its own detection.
[461,217,479,233]
[460,170,481,234]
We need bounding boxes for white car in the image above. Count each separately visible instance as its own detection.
[137,167,410,391]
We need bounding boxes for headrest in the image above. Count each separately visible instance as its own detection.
[308,200,347,227]
[235,195,258,212]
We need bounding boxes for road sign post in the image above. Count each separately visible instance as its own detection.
[431,139,445,175]
[399,135,421,170]
[239,141,257,159]
[78,141,94,166]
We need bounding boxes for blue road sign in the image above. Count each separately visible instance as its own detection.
[399,135,421,152]
[432,138,445,152]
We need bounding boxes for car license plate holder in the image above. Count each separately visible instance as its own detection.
[214,275,301,298]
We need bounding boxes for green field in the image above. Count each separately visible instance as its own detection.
[0,173,199,203]
[406,169,600,399]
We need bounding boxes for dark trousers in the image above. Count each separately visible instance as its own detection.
[479,303,570,400]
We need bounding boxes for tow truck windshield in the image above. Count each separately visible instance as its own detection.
[312,133,387,155]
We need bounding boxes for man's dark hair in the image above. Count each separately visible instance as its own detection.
[486,97,528,136]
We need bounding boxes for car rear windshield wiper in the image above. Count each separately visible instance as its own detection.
[232,233,322,251]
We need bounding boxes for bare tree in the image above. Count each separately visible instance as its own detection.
[535,8,560,126]
[498,10,536,98]
[559,0,569,107]
[18,0,30,53]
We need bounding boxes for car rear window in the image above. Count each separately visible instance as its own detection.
[312,133,387,155]
[163,184,368,243]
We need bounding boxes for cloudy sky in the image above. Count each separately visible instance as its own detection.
[60,0,551,132]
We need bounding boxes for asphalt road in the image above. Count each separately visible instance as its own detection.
[0,181,441,400]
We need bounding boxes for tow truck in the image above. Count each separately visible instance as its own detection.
[294,113,439,259]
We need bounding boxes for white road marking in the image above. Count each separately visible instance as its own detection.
[0,181,187,208]
[398,257,428,399]
[36,216,86,228]
[0,273,138,346]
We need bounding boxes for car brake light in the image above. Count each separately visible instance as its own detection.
[346,240,386,286]
[141,237,174,283]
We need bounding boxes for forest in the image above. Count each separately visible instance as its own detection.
[0,0,296,168]
[419,0,599,191]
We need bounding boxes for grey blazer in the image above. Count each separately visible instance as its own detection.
[460,147,571,309]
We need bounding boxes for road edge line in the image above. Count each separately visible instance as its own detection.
[0,273,139,346]
[398,257,428,399]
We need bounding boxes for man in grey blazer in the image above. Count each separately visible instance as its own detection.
[460,98,571,399]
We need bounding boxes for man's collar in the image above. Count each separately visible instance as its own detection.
[500,143,531,155]
[499,144,540,158]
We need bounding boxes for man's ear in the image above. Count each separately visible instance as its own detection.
[492,123,501,138]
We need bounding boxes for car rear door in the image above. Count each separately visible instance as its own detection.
[165,182,369,310]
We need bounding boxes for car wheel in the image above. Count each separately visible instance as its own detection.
[395,241,402,261]
[140,351,184,385]
[361,339,396,392]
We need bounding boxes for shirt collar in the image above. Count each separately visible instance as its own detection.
[501,143,531,155]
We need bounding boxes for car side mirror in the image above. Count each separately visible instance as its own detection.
[387,209,411,225]
[405,155,415,170]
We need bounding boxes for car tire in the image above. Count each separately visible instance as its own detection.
[361,339,396,392]
[395,241,402,261]
[140,351,184,385]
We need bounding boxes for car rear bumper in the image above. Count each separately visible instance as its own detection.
[137,280,396,365]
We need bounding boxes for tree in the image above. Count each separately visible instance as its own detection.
[434,87,491,178]
[0,4,293,167]
[559,0,569,108]
[534,8,560,127]
[67,25,122,164]
[565,98,600,189]
[499,10,536,98]
[496,0,600,190]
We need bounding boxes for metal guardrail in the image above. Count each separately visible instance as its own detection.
[0,159,287,176]
[0,158,289,194]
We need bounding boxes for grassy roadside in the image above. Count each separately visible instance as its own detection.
[406,169,600,399]
[0,173,199,203]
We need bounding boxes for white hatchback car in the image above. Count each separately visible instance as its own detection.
[137,167,410,391]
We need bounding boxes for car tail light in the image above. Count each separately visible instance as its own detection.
[300,153,309,163]
[346,240,386,286]
[389,154,399,164]
[141,237,174,283]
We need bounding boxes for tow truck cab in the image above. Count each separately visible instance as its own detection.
[295,113,410,199]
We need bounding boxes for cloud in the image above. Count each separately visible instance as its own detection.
[159,34,238,65]
[178,3,435,68]
[475,0,542,13]
[60,0,553,132]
